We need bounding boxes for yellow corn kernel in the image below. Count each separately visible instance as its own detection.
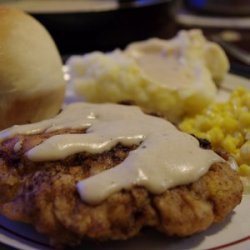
[239,112,250,127]
[206,127,224,145]
[238,164,250,176]
[195,116,213,131]
[222,135,237,154]
[221,116,238,132]
[178,119,194,133]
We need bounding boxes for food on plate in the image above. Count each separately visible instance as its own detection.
[0,103,242,247]
[0,7,65,130]
[67,29,229,123]
[179,87,250,193]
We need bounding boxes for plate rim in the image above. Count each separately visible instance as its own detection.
[0,0,172,14]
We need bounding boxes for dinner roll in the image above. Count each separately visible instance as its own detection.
[0,7,65,130]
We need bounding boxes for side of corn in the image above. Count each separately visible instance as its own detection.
[179,87,250,184]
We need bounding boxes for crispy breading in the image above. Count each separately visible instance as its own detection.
[0,130,243,248]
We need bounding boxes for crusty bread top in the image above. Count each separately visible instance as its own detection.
[0,7,65,94]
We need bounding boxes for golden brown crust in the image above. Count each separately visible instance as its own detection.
[0,130,243,248]
[154,162,243,236]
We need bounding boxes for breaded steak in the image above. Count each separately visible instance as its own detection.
[0,128,243,248]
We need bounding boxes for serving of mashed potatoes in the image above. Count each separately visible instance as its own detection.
[67,30,229,123]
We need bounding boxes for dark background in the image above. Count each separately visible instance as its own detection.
[30,0,250,77]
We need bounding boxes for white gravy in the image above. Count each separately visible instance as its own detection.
[125,34,216,98]
[0,103,223,204]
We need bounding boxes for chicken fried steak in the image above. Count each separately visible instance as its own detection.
[0,103,243,248]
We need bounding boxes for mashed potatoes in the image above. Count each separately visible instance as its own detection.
[67,30,229,123]
[179,87,250,192]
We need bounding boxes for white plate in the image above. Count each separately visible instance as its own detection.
[0,73,250,250]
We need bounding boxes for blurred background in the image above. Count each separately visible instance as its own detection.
[1,0,249,76]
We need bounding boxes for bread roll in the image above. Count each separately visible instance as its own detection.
[0,7,65,130]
